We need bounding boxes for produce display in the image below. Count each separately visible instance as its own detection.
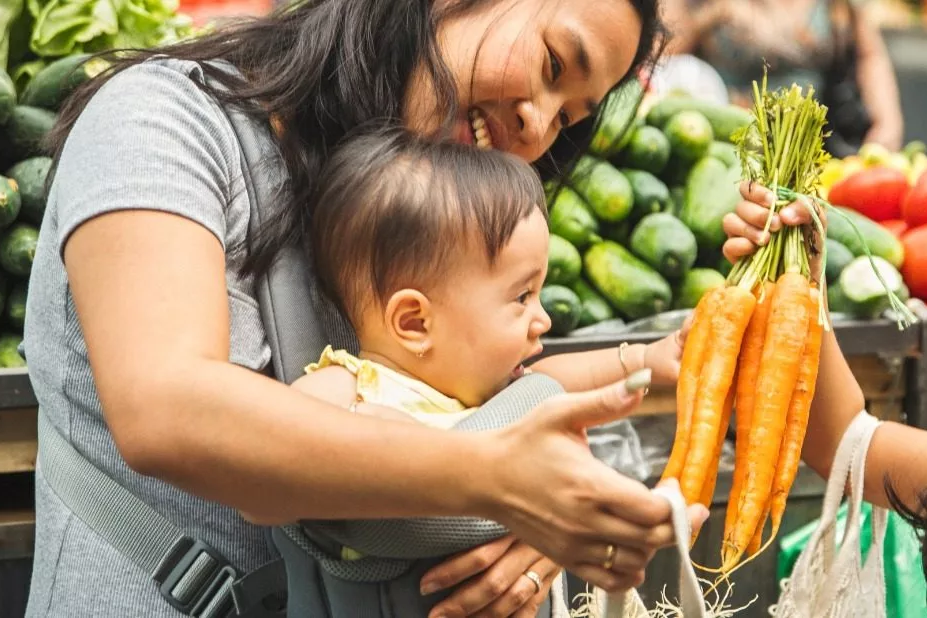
[541,80,755,335]
[0,2,198,368]
[542,77,927,337]
[659,78,915,599]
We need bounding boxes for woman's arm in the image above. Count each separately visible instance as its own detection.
[66,210,491,524]
[854,4,904,150]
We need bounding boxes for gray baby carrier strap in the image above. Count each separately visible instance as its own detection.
[223,100,569,617]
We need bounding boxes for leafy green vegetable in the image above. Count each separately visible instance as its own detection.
[0,0,26,71]
[26,0,194,58]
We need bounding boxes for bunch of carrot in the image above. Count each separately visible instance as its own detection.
[661,77,916,575]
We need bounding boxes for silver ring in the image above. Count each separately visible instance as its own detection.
[523,570,542,594]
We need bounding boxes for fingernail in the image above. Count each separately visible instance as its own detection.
[625,369,652,394]
[758,232,770,246]
[765,191,776,207]
[660,477,680,491]
[770,214,782,231]
[421,581,439,596]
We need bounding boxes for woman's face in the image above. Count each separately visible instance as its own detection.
[404,0,643,162]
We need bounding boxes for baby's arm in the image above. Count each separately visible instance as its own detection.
[529,344,649,393]
[292,367,418,424]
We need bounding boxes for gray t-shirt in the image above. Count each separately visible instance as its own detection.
[25,58,276,617]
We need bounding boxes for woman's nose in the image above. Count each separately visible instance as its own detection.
[515,97,559,153]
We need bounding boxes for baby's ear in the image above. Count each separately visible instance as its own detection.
[384,289,432,357]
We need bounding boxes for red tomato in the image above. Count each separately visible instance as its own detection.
[881,219,909,239]
[901,226,927,300]
[828,166,910,222]
[902,172,927,229]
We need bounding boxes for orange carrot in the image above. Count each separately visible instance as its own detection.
[724,281,775,547]
[690,381,734,547]
[722,272,812,570]
[746,504,768,557]
[680,286,756,505]
[662,288,723,482]
[768,287,824,536]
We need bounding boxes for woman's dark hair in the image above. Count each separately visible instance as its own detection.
[46,0,664,276]
[310,126,546,326]
[884,475,927,599]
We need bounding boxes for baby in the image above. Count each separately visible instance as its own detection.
[293,128,654,560]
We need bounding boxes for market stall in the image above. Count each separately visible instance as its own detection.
[1,3,927,617]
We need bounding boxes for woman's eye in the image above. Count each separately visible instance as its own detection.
[547,47,563,81]
[558,110,571,128]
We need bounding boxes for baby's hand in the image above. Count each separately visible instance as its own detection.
[642,324,687,387]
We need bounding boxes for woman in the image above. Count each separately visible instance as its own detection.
[663,0,904,152]
[25,1,702,617]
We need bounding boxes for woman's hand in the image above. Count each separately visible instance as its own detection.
[479,378,709,593]
[722,181,827,280]
[420,536,560,618]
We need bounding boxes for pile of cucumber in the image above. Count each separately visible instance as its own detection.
[542,84,752,336]
[542,83,914,337]
[0,57,103,367]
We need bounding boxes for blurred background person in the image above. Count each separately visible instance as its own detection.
[662,0,904,156]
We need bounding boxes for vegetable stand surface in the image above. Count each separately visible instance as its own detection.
[0,315,923,617]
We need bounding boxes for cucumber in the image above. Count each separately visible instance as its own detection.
[548,186,601,249]
[838,256,908,319]
[0,224,39,278]
[663,111,714,163]
[826,206,905,269]
[680,157,741,250]
[5,157,51,225]
[20,55,109,111]
[0,176,21,229]
[570,157,633,222]
[599,220,632,245]
[827,278,852,314]
[646,98,754,142]
[546,234,582,286]
[824,238,854,284]
[4,282,25,331]
[584,241,672,319]
[540,285,582,336]
[707,141,738,168]
[618,125,671,175]
[572,279,615,327]
[0,334,25,368]
[673,268,726,310]
[589,78,645,158]
[0,70,15,126]
[629,213,697,279]
[2,106,57,160]
[620,168,670,222]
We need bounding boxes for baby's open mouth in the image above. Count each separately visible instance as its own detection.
[469,108,494,150]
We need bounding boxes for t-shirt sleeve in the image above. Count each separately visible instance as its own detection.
[54,62,239,254]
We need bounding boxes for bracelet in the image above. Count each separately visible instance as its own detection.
[618,342,631,377]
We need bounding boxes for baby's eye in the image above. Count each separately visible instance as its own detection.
[517,291,532,305]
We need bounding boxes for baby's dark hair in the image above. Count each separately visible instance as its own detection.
[310,127,548,327]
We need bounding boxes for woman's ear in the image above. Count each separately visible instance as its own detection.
[384,289,433,357]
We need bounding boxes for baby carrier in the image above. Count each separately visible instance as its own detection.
[35,71,582,617]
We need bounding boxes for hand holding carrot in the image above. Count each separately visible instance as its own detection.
[722,182,828,282]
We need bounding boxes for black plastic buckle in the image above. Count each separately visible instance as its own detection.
[156,537,239,617]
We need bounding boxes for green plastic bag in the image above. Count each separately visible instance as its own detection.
[778,501,927,617]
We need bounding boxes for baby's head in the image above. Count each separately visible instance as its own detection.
[311,128,552,407]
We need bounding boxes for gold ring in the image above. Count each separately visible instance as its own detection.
[523,570,542,594]
[603,544,616,570]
